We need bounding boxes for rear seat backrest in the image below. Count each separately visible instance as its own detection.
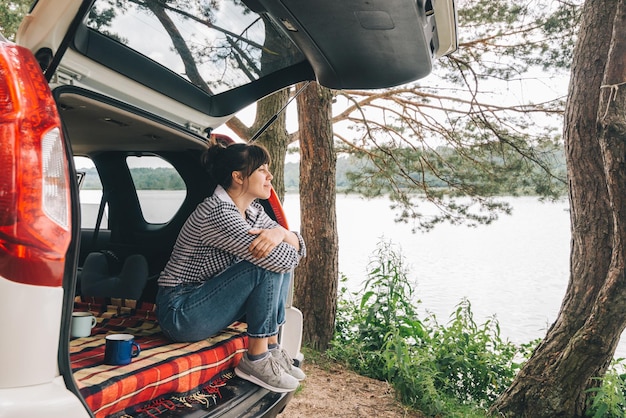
[80,252,149,300]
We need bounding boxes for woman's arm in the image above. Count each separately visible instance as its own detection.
[248,226,300,259]
[204,201,304,272]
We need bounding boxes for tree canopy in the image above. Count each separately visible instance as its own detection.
[0,1,30,41]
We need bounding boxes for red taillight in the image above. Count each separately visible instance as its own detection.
[0,40,71,287]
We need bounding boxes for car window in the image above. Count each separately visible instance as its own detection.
[75,156,108,230]
[86,0,305,95]
[127,156,186,224]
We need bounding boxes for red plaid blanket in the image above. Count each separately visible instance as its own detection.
[70,297,248,418]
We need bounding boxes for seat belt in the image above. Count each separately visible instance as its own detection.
[92,189,108,247]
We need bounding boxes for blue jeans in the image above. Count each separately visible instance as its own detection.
[156,261,291,342]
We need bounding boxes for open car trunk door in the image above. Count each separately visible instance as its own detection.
[18,0,457,136]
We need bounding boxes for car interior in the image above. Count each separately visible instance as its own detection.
[57,85,298,416]
[63,92,272,416]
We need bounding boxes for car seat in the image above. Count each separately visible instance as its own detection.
[80,252,149,300]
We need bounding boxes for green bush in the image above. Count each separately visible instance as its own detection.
[426,299,521,407]
[586,360,626,417]
[329,239,531,416]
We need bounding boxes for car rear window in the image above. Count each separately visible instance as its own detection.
[127,156,186,224]
[86,0,306,95]
[75,156,108,230]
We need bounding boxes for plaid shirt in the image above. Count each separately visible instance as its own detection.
[158,186,306,287]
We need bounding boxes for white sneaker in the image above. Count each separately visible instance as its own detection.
[271,347,306,381]
[235,353,299,393]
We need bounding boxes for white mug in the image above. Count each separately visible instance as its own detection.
[71,312,97,338]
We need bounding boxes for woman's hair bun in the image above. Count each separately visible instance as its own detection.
[201,143,227,183]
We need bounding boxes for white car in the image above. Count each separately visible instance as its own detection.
[0,1,457,417]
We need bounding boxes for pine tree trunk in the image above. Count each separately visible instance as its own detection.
[490,1,626,416]
[255,90,290,201]
[294,82,338,350]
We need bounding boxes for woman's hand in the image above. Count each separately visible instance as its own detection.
[248,227,285,258]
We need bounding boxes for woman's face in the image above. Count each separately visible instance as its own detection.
[242,163,273,200]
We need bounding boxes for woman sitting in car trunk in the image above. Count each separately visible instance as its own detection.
[156,141,306,393]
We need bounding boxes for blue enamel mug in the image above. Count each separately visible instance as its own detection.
[104,334,141,365]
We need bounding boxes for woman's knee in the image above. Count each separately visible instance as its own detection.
[231,261,283,285]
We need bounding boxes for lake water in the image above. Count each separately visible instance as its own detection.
[80,190,626,359]
[281,193,626,359]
